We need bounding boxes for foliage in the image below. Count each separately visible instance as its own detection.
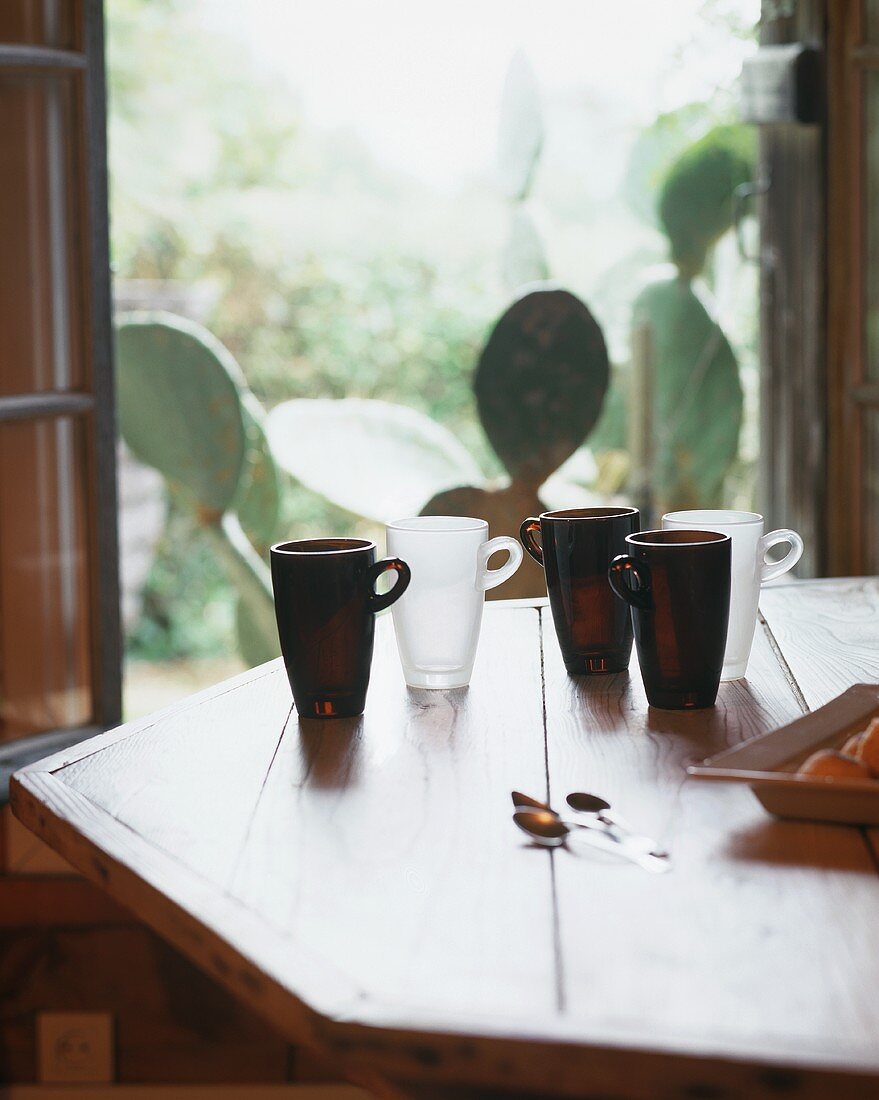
[625,123,753,514]
[622,103,720,228]
[658,124,756,278]
[107,1,498,661]
[116,313,248,515]
[116,314,280,663]
[108,1,758,662]
[268,399,482,524]
[632,278,743,512]
[474,288,609,486]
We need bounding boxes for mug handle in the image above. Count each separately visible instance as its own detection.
[477,536,524,592]
[519,518,544,566]
[366,557,411,612]
[607,554,653,611]
[759,529,804,584]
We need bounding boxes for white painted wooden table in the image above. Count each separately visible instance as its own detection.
[12,580,879,1099]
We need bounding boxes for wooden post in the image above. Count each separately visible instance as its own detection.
[628,319,655,527]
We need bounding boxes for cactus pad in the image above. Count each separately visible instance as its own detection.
[116,312,247,517]
[474,288,609,486]
[236,393,282,548]
[658,125,755,279]
[632,277,743,513]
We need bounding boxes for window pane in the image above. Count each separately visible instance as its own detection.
[868,2,879,45]
[0,416,93,741]
[867,411,879,571]
[0,1,77,50]
[867,72,879,378]
[110,1,761,712]
[0,72,84,395]
[870,71,879,378]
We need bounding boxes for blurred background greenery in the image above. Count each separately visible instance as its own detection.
[108,0,761,707]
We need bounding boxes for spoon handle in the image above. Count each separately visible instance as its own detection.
[599,808,633,832]
[567,826,670,874]
[567,818,666,858]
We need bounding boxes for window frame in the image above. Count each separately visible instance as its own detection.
[827,0,878,575]
[0,0,120,745]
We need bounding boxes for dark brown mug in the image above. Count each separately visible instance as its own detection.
[520,507,640,674]
[608,530,731,710]
[270,538,410,719]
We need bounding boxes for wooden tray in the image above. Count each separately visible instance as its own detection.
[688,683,879,825]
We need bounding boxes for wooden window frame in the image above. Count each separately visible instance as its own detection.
[827,0,875,575]
[0,0,120,748]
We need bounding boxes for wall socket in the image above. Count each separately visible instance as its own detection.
[37,1012,114,1083]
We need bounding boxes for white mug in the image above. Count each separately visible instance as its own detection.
[661,509,803,681]
[386,516,523,688]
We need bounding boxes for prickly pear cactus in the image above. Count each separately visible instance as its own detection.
[633,278,743,514]
[424,287,610,599]
[497,51,549,289]
[474,288,609,489]
[629,124,754,512]
[659,124,754,280]
[236,392,282,550]
[116,312,278,664]
[116,312,247,517]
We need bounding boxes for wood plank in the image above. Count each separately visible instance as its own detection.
[0,923,291,1084]
[760,578,879,869]
[11,609,566,1096]
[0,1090,370,1100]
[229,607,555,1021]
[0,877,128,926]
[543,600,879,1083]
[760,578,879,708]
[57,664,293,890]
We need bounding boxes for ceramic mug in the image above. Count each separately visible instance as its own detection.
[608,530,731,710]
[662,510,803,680]
[271,538,410,718]
[386,516,523,688]
[520,507,640,674]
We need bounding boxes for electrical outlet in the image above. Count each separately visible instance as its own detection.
[37,1012,114,1083]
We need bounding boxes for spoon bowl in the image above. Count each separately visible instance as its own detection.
[513,810,670,873]
[511,790,550,812]
[513,811,567,846]
[566,791,611,814]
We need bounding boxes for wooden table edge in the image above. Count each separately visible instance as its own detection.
[11,768,879,1098]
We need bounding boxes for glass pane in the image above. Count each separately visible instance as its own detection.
[868,1,879,45]
[0,416,93,741]
[0,72,84,395]
[867,411,879,571]
[0,1,77,50]
[110,1,761,713]
[867,72,879,378]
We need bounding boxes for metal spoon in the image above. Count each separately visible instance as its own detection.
[513,812,670,874]
[511,791,666,857]
[566,791,633,832]
[511,790,552,813]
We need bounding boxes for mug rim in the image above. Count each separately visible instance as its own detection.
[387,515,488,533]
[539,506,639,522]
[663,509,763,527]
[271,537,375,555]
[626,529,731,548]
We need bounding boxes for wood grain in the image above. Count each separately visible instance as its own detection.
[0,923,291,1084]
[229,607,555,1020]
[760,578,879,709]
[761,577,879,867]
[59,663,292,891]
[544,606,879,1075]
